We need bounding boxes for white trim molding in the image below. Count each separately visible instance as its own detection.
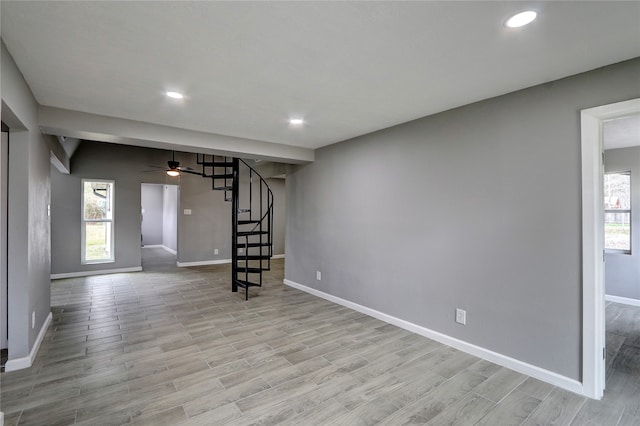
[284,279,584,396]
[271,254,285,259]
[606,294,640,307]
[4,312,52,372]
[177,259,231,267]
[51,266,142,280]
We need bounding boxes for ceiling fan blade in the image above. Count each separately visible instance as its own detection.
[144,165,166,169]
[179,169,203,176]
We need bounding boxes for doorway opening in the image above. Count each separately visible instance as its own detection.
[140,183,179,271]
[581,98,640,399]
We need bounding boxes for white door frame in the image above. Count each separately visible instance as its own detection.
[0,126,8,350]
[581,97,640,399]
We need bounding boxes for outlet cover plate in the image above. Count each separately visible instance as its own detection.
[455,308,466,325]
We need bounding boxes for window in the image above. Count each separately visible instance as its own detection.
[604,172,631,253]
[82,180,114,263]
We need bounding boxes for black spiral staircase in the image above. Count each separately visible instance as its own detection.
[195,155,274,300]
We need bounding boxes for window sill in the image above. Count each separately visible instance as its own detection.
[605,249,631,255]
[82,259,115,265]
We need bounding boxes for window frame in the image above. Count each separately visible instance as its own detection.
[81,179,115,264]
[604,171,631,255]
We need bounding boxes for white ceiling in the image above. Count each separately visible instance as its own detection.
[604,114,640,150]
[2,1,640,150]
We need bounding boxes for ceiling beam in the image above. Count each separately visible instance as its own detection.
[38,106,314,164]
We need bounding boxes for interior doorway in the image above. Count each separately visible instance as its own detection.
[581,98,640,399]
[140,183,179,268]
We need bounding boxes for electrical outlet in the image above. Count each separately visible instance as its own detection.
[183,209,192,215]
[316,271,321,281]
[32,311,35,329]
[455,308,466,325]
[214,249,219,255]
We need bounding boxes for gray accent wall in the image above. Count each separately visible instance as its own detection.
[1,42,52,362]
[286,58,640,381]
[605,146,640,300]
[176,157,231,264]
[141,184,164,246]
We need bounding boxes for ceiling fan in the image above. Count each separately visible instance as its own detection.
[145,151,201,177]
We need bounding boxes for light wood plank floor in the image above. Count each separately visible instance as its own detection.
[1,247,638,425]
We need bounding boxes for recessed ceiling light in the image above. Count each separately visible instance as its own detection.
[166,91,184,99]
[289,118,304,125]
[505,11,537,28]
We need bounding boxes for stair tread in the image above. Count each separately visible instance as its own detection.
[200,162,234,167]
[203,173,234,179]
[238,220,261,225]
[213,186,233,191]
[235,267,266,273]
[233,279,262,288]
[235,242,272,248]
[237,230,269,236]
[237,255,270,260]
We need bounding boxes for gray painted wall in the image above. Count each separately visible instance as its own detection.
[286,58,640,381]
[163,185,178,252]
[177,155,231,264]
[605,146,640,300]
[51,142,286,273]
[1,42,52,361]
[141,184,164,246]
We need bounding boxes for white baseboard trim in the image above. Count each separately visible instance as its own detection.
[51,266,142,280]
[177,259,231,267]
[4,312,52,372]
[605,294,640,307]
[271,254,285,259]
[283,279,584,397]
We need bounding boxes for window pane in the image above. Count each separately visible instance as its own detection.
[83,181,112,220]
[605,212,630,251]
[604,172,631,252]
[85,222,112,261]
[604,172,630,210]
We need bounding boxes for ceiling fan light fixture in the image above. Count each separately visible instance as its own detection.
[166,169,180,177]
[505,11,537,28]
[166,91,184,99]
